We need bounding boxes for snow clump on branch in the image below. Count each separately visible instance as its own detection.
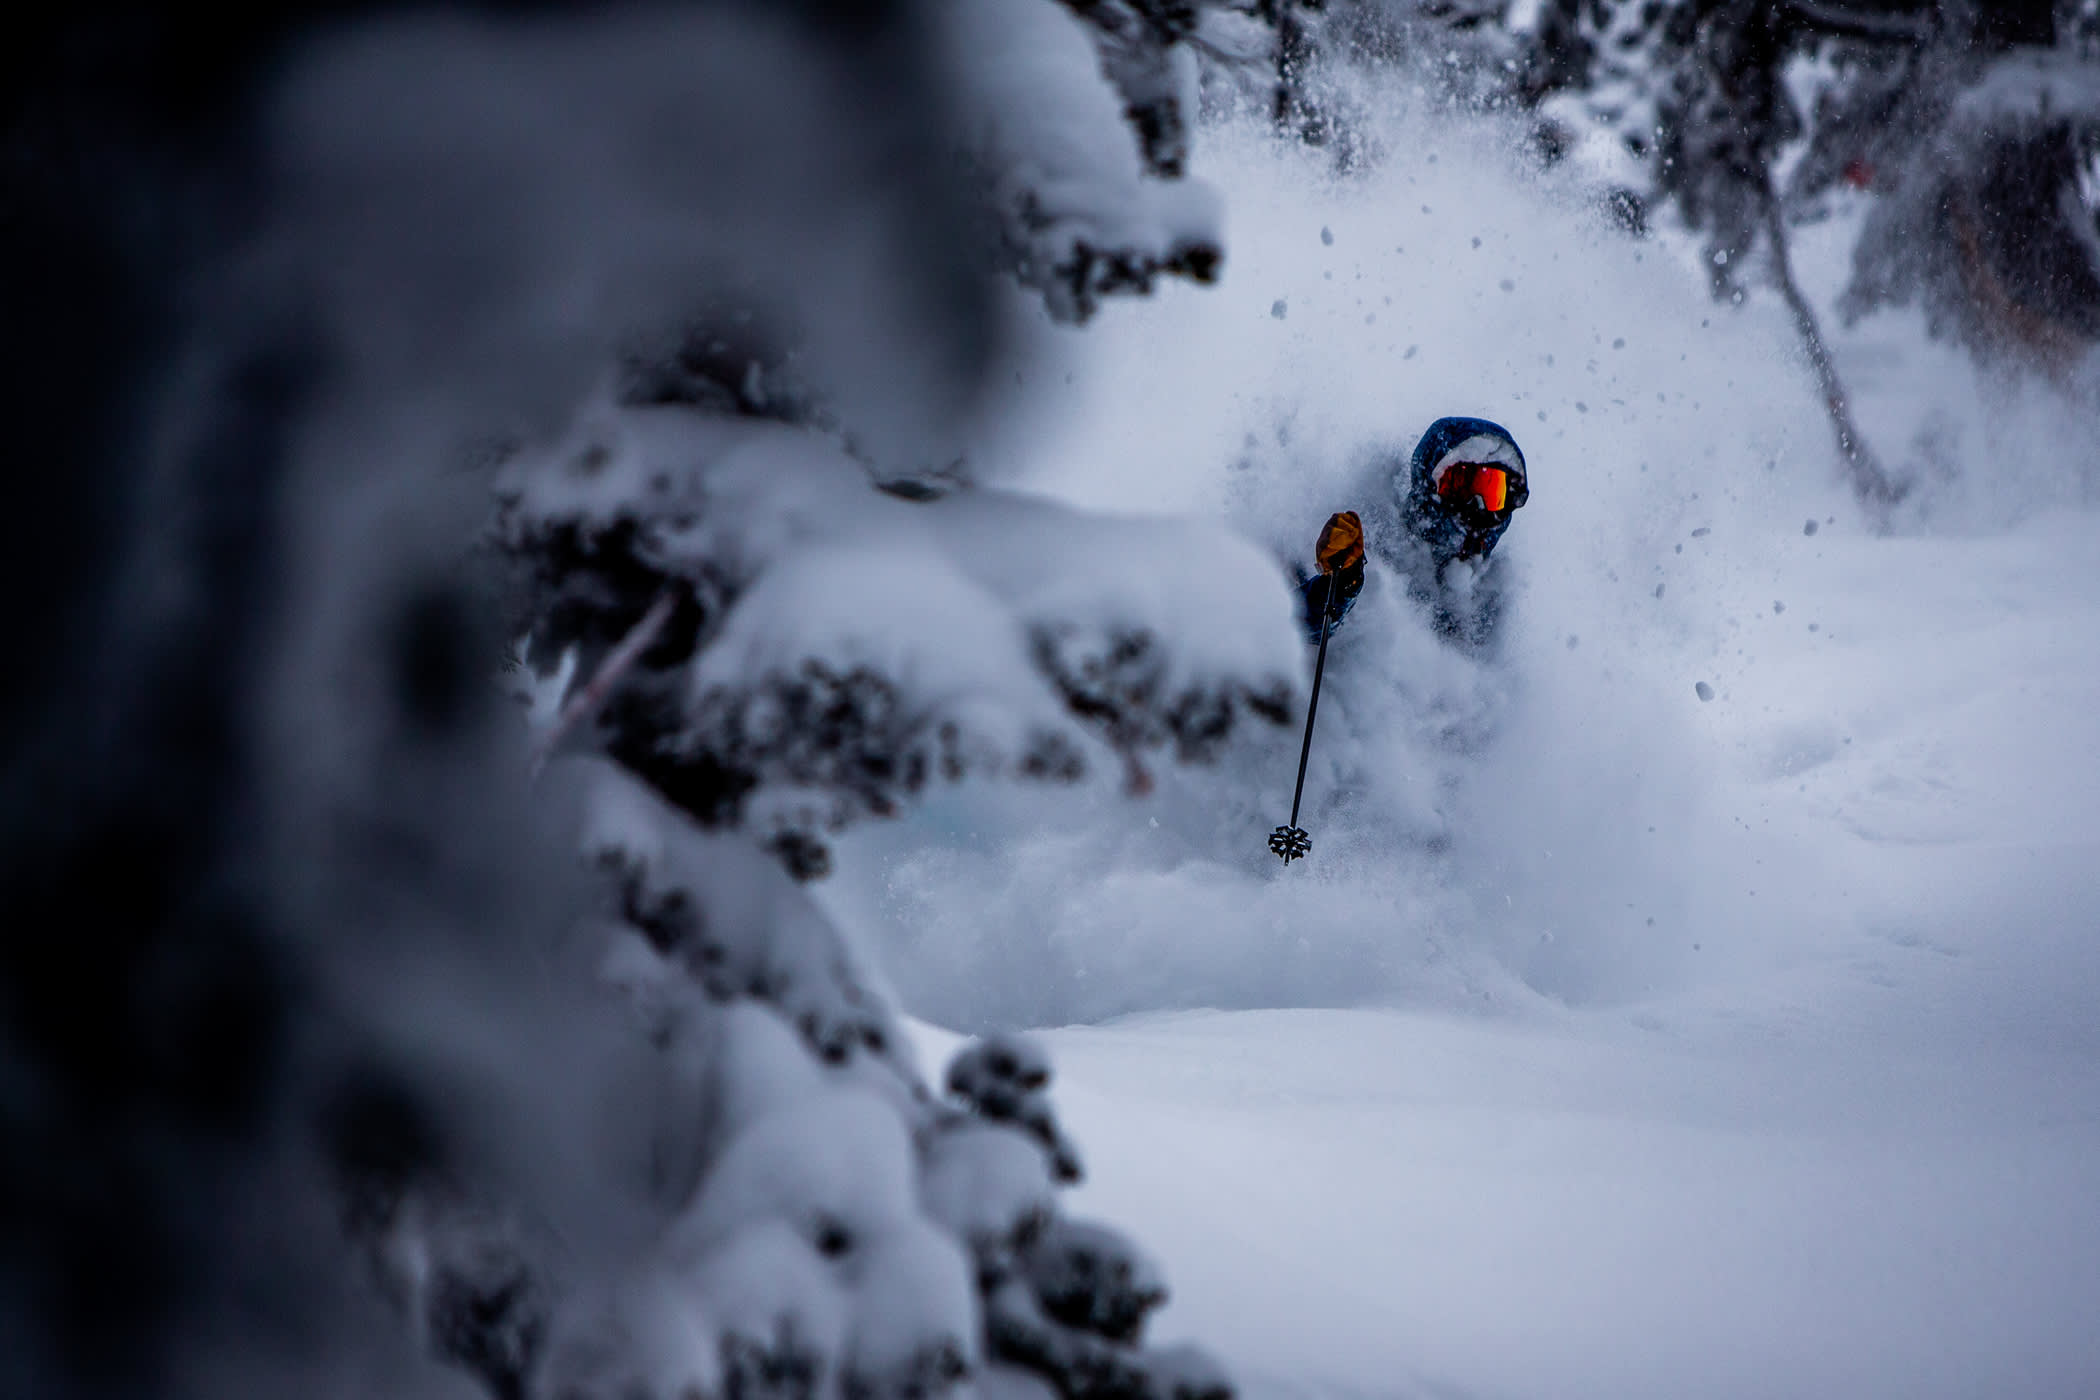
[948,0,1227,320]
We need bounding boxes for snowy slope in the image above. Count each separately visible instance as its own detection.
[836,100,2100,1400]
[1036,1000,2100,1400]
[1022,520,2100,1400]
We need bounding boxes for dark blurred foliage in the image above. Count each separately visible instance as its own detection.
[0,4,986,1396]
[5,12,347,1394]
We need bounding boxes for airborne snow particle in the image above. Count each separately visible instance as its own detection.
[1271,300,1287,320]
[1500,279,1515,292]
[1471,236,1481,249]
[1320,226,1334,246]
[1403,345,1418,359]
[1773,600,1785,614]
[1613,338,1626,349]
[1566,635,1579,649]
[1803,519,1819,536]
[1691,527,1710,537]
[1695,682,1715,702]
[1654,583,1665,599]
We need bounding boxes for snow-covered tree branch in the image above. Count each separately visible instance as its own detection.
[499,404,1294,880]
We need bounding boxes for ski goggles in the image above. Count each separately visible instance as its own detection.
[1434,462,1515,514]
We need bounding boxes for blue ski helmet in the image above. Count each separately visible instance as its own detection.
[1400,416,1528,564]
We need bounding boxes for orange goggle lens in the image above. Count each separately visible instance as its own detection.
[1436,463,1510,514]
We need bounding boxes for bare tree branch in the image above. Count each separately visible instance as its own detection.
[1758,183,1909,511]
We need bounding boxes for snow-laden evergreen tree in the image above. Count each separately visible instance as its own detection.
[1328,1,2083,498]
[1514,1,2100,375]
[1243,2,2091,497]
[1805,7,2100,373]
[0,5,1291,1400]
[368,2,1302,1399]
[367,0,1302,1393]
[1221,0,2098,387]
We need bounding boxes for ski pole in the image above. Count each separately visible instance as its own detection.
[1269,572,1339,864]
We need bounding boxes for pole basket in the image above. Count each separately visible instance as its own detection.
[1268,825,1311,863]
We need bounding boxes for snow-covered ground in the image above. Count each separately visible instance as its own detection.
[1037,994,2100,1400]
[831,105,2100,1399]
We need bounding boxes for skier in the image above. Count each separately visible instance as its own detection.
[1297,415,1529,646]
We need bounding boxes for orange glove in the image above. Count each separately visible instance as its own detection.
[1315,511,1365,574]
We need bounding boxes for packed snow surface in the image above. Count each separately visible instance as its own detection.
[830,107,2100,1399]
